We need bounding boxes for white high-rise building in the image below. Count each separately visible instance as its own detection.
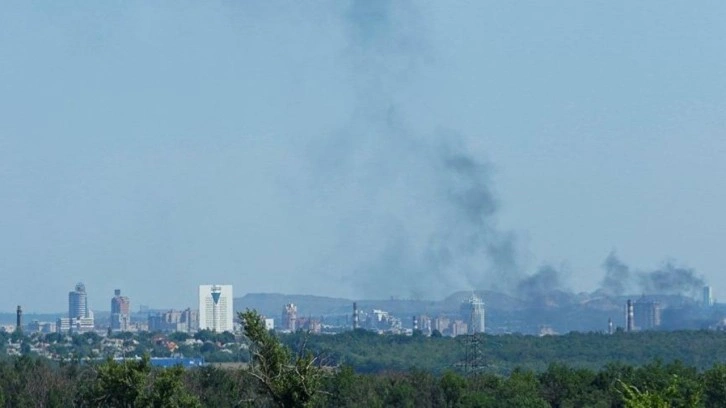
[460,294,486,334]
[198,284,234,332]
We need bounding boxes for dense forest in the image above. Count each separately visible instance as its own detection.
[0,352,724,407]
[283,329,726,375]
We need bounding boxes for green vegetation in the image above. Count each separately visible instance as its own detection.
[4,317,726,406]
[283,329,726,375]
[0,355,723,407]
[241,309,324,407]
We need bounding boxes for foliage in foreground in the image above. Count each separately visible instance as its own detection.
[240,309,324,408]
[3,317,726,406]
[1,351,726,407]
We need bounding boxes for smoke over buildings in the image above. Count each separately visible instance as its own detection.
[515,265,565,307]
[312,1,708,301]
[638,262,705,297]
[2,1,720,311]
[597,252,706,298]
[308,0,522,298]
[600,251,631,296]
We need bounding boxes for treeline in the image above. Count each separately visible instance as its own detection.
[0,356,255,407]
[0,355,725,407]
[283,329,726,375]
[4,313,726,407]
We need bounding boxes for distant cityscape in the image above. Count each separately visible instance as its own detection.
[6,281,726,339]
[8,282,488,337]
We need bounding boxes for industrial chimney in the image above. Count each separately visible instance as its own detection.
[608,318,613,335]
[413,315,419,331]
[626,299,634,332]
[16,305,22,332]
[352,302,359,330]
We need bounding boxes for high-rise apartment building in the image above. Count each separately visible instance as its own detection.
[66,282,94,332]
[282,304,298,331]
[460,294,486,334]
[148,308,198,333]
[451,320,469,337]
[417,314,432,336]
[198,285,234,332]
[69,283,89,319]
[433,316,450,334]
[111,289,131,331]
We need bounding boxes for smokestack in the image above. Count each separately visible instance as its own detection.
[352,302,358,330]
[608,318,613,335]
[413,315,418,331]
[703,286,713,307]
[626,299,634,332]
[16,305,22,332]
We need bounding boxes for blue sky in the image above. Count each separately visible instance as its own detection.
[1,1,725,312]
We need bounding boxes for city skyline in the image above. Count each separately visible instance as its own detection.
[3,281,719,316]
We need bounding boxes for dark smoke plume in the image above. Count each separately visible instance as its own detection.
[598,252,705,298]
[321,0,522,298]
[517,265,563,306]
[639,262,704,297]
[600,251,631,296]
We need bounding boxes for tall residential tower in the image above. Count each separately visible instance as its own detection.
[282,303,298,331]
[69,283,89,319]
[111,289,131,331]
[63,282,94,333]
[460,294,486,334]
[198,285,234,332]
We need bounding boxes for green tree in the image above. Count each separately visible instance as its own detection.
[168,332,190,343]
[703,363,726,407]
[440,371,467,407]
[240,309,325,408]
[618,374,702,408]
[194,329,216,343]
[77,357,150,407]
[138,365,201,408]
[496,369,549,408]
[618,380,670,408]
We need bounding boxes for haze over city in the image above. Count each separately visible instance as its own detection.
[1,1,725,313]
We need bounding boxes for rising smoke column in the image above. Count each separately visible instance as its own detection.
[598,252,705,298]
[516,264,564,306]
[306,0,522,298]
[639,262,705,297]
[600,251,631,296]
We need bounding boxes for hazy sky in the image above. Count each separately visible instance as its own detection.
[1,1,725,312]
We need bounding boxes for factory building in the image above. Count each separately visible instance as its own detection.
[626,298,662,331]
[633,298,661,330]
